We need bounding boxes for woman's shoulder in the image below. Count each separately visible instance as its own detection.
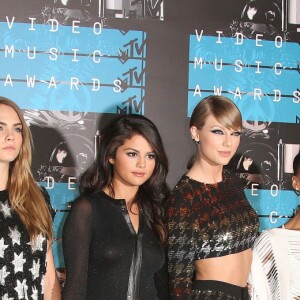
[70,190,112,209]
[223,169,249,188]
[169,174,195,194]
[253,227,285,250]
[166,175,199,208]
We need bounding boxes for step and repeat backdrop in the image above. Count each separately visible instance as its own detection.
[0,0,299,281]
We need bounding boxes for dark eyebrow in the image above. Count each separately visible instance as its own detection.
[0,121,23,126]
[123,147,138,151]
[123,147,155,154]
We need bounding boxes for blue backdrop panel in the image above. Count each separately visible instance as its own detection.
[188,34,300,123]
[0,21,146,114]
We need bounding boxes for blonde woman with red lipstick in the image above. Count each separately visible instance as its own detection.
[0,97,60,299]
[166,95,259,300]
[62,114,169,300]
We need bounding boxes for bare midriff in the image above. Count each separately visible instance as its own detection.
[194,248,252,287]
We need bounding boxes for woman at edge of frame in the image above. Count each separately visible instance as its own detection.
[166,95,259,300]
[249,151,300,299]
[0,96,60,300]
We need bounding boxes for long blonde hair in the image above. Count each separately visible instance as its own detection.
[0,97,53,241]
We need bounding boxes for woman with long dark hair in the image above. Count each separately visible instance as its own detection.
[0,97,60,299]
[62,114,169,300]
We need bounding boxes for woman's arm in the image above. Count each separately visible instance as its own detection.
[62,196,93,300]
[165,182,196,300]
[154,258,170,300]
[44,241,61,300]
[249,230,282,300]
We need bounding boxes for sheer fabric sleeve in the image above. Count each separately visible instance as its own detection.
[249,229,292,300]
[248,239,270,300]
[62,196,93,300]
[249,230,275,300]
[154,258,170,300]
[165,182,197,300]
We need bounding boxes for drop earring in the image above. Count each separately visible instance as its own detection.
[192,138,201,145]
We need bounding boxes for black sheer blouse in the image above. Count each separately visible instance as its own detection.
[62,190,168,300]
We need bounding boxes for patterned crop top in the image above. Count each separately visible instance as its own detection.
[166,171,259,299]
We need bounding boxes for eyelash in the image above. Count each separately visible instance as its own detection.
[232,131,242,136]
[127,152,137,157]
[0,126,22,133]
[211,129,242,136]
[14,128,22,133]
[126,152,156,159]
[211,129,223,135]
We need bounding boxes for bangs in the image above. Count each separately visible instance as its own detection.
[216,111,242,130]
[212,99,242,130]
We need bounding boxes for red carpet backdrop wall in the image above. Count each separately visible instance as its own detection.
[0,0,299,280]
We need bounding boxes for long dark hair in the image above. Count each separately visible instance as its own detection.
[80,114,169,243]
